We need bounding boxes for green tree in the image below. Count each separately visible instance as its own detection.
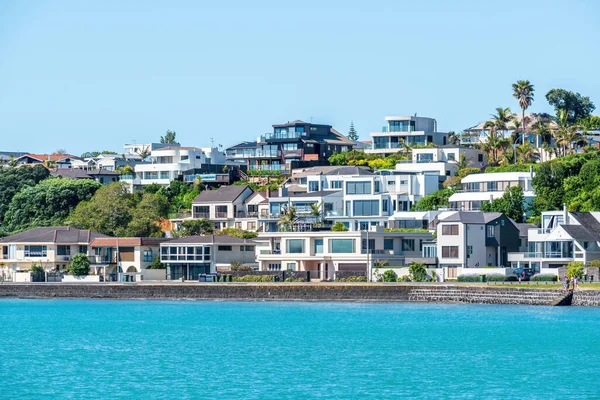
[347,121,359,141]
[69,253,90,276]
[408,262,427,282]
[160,130,177,144]
[216,227,258,239]
[310,202,323,227]
[178,219,214,237]
[512,80,535,141]
[0,165,49,224]
[480,186,525,222]
[148,255,165,269]
[546,89,595,124]
[277,206,297,232]
[381,269,397,282]
[331,222,348,232]
[516,141,539,163]
[1,178,102,234]
[566,261,584,279]
[411,189,455,211]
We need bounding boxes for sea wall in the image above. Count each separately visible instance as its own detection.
[0,283,585,306]
[572,290,600,306]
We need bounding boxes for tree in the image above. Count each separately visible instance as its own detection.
[566,261,584,279]
[178,219,214,237]
[310,202,323,227]
[277,206,297,232]
[546,89,595,124]
[481,108,513,164]
[53,149,68,155]
[160,130,177,144]
[408,262,427,282]
[148,256,165,269]
[480,186,526,222]
[1,178,102,234]
[347,121,359,141]
[216,227,258,239]
[411,189,455,211]
[516,141,539,164]
[137,146,151,159]
[0,165,49,224]
[447,131,461,145]
[331,222,348,232]
[69,253,90,276]
[381,269,397,282]
[512,80,535,142]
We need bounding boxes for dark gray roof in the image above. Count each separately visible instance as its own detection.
[50,169,94,179]
[514,223,537,237]
[88,169,120,176]
[560,225,597,241]
[0,227,108,244]
[226,141,258,150]
[571,213,600,238]
[193,185,250,203]
[441,211,503,224]
[163,235,256,245]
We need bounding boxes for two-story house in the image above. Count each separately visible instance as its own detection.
[14,154,79,168]
[191,185,256,231]
[436,212,521,269]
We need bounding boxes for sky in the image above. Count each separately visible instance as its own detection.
[0,0,599,155]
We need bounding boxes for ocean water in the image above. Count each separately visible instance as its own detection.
[0,300,599,399]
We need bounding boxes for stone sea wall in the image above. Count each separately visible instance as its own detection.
[0,283,594,306]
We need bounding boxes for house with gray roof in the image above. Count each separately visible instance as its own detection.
[50,168,120,184]
[508,208,600,272]
[436,211,520,269]
[0,227,108,278]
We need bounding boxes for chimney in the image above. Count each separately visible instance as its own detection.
[563,203,568,225]
[266,188,271,198]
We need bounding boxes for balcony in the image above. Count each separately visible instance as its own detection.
[259,131,306,142]
[215,212,228,219]
[236,211,258,218]
[249,164,288,172]
[194,212,210,219]
[56,255,72,262]
[88,255,117,264]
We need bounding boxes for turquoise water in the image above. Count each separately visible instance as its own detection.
[1,300,599,399]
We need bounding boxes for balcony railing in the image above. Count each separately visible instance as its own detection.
[236,211,258,218]
[56,255,72,261]
[259,131,306,141]
[523,251,573,259]
[194,212,210,218]
[215,212,228,218]
[88,256,117,264]
[249,164,288,172]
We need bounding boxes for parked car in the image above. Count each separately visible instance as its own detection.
[513,268,534,281]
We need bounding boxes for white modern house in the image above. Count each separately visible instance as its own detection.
[508,209,600,272]
[448,171,535,211]
[365,116,448,156]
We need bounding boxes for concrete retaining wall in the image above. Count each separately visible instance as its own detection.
[572,290,600,306]
[0,283,576,306]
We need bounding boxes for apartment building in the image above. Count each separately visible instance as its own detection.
[436,212,520,269]
[160,235,258,279]
[255,228,434,280]
[507,209,600,272]
[448,171,535,211]
[365,116,448,156]
[225,120,356,173]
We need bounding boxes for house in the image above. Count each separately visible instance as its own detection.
[464,113,558,147]
[225,120,356,173]
[15,154,79,168]
[160,235,258,279]
[507,209,600,273]
[88,237,170,281]
[436,212,521,269]
[448,171,535,211]
[255,228,435,280]
[0,151,28,165]
[0,227,108,279]
[50,168,120,184]
[365,116,448,156]
[191,185,256,230]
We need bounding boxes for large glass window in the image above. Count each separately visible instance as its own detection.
[441,225,459,235]
[282,143,298,151]
[57,246,71,256]
[24,245,47,257]
[331,181,342,189]
[384,239,394,250]
[353,200,379,216]
[346,181,371,195]
[442,246,459,258]
[402,239,415,252]
[487,225,495,238]
[286,239,305,254]
[314,239,323,254]
[308,181,319,192]
[143,250,153,262]
[329,239,355,253]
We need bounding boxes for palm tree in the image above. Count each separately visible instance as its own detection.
[516,141,539,163]
[512,80,535,143]
[137,145,151,159]
[530,113,552,147]
[452,153,469,170]
[277,206,297,232]
[489,107,516,135]
[447,131,461,145]
[480,122,509,165]
[310,202,323,227]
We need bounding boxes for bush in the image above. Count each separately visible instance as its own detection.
[485,274,506,282]
[531,274,558,282]
[457,275,481,282]
[30,264,44,274]
[587,260,600,268]
[232,275,275,282]
[331,222,348,232]
[567,261,584,279]
[397,275,411,282]
[409,262,427,282]
[381,269,398,282]
[284,277,307,282]
[505,275,518,281]
[149,256,165,269]
[337,276,367,282]
[69,253,90,276]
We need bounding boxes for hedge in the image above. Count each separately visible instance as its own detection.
[485,274,506,282]
[232,275,276,282]
[531,274,558,282]
[337,276,368,282]
[457,275,481,282]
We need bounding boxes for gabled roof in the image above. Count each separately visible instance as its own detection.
[193,185,251,203]
[0,227,108,244]
[50,169,95,179]
[514,223,537,237]
[226,141,258,150]
[18,154,79,163]
[89,237,170,247]
[440,211,503,224]
[560,225,596,241]
[88,169,120,176]
[163,235,256,245]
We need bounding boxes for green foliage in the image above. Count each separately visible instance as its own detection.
[485,164,536,173]
[230,263,253,272]
[331,222,348,232]
[566,262,584,279]
[0,165,49,224]
[337,275,368,282]
[381,269,397,282]
[480,186,525,222]
[457,275,481,282]
[284,277,307,282]
[2,178,101,234]
[160,130,177,144]
[69,253,90,276]
[587,260,600,268]
[347,121,359,141]
[485,274,507,282]
[408,262,427,282]
[397,275,411,282]
[158,180,200,217]
[232,275,275,282]
[531,274,558,282]
[411,189,455,211]
[148,256,165,269]
[245,170,282,177]
[545,89,595,124]
[30,264,44,274]
[233,178,285,192]
[216,228,258,239]
[177,219,214,237]
[328,150,408,170]
[384,228,428,233]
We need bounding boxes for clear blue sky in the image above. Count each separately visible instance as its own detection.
[1,0,598,155]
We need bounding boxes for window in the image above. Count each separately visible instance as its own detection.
[243,245,255,252]
[331,181,342,189]
[79,245,87,254]
[308,181,319,192]
[382,200,388,212]
[400,180,408,185]
[345,201,351,216]
[300,178,307,184]
[286,239,305,254]
[487,225,495,238]
[374,181,380,192]
[57,246,71,256]
[314,239,323,254]
[235,222,242,229]
[282,143,298,150]
[24,245,47,257]
[346,181,371,194]
[160,171,169,179]
[362,239,375,252]
[478,154,483,162]
[143,250,153,262]
[248,222,256,230]
[441,224,459,235]
[353,200,379,216]
[218,246,232,251]
[467,246,473,256]
[447,153,456,161]
[268,263,281,271]
[402,239,415,252]
[329,239,355,253]
[286,263,296,271]
[384,239,394,250]
[442,246,459,258]
[181,155,189,161]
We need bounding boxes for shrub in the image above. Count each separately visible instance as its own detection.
[232,275,275,282]
[408,262,427,282]
[69,253,90,276]
[284,277,307,282]
[30,264,44,274]
[457,274,481,282]
[149,256,165,269]
[567,261,584,279]
[531,274,558,282]
[381,269,397,282]
[397,275,411,282]
[587,260,600,268]
[337,276,367,282]
[485,274,506,282]
[331,222,348,232]
[505,275,518,281]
